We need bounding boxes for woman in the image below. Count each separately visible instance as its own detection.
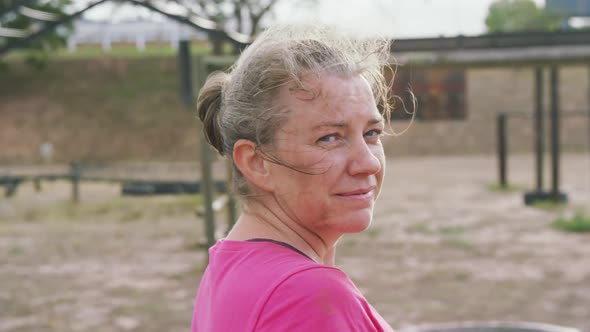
[193,24,395,331]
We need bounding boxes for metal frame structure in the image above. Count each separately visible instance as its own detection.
[177,40,238,251]
[391,30,590,53]
[3,1,589,219]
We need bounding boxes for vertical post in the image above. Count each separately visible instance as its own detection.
[70,162,80,203]
[178,40,193,106]
[200,137,216,249]
[549,66,562,202]
[209,29,237,235]
[210,30,224,56]
[587,64,590,162]
[33,177,41,192]
[179,42,217,250]
[497,112,508,188]
[200,132,216,248]
[5,179,19,197]
[194,55,217,250]
[534,67,544,192]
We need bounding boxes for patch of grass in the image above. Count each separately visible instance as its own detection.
[552,211,590,233]
[120,209,146,222]
[487,183,525,193]
[55,46,179,59]
[0,56,200,162]
[439,226,465,236]
[6,43,213,61]
[8,246,25,255]
[10,194,202,223]
[438,225,474,251]
[454,271,470,281]
[532,200,567,211]
[157,194,202,210]
[443,237,474,251]
[405,223,432,234]
[365,226,382,239]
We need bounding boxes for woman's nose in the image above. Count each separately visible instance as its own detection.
[347,139,382,176]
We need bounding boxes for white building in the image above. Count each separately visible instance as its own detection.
[69,18,207,49]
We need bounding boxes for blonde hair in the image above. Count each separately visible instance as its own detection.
[197,24,395,196]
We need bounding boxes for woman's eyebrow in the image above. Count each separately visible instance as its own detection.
[312,117,384,131]
[312,122,347,130]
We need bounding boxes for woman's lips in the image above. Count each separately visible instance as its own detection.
[335,187,375,201]
[336,187,374,196]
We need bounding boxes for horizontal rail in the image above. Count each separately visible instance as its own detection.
[392,30,590,52]
[501,110,589,119]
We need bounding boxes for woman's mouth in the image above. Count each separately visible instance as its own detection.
[335,187,375,201]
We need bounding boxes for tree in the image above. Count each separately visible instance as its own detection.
[1,0,72,67]
[162,0,311,53]
[485,0,564,33]
[1,0,315,57]
[167,0,284,36]
[164,0,282,53]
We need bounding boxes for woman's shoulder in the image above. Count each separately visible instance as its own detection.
[208,239,361,306]
[207,239,326,287]
[211,239,352,293]
[272,265,358,300]
[212,239,318,265]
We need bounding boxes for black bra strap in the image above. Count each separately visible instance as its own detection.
[247,238,313,261]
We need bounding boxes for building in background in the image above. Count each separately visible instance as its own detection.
[67,19,208,51]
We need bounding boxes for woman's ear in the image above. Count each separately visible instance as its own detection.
[232,139,273,192]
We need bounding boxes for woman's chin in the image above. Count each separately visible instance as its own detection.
[340,211,373,234]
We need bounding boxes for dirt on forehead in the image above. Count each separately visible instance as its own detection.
[1,153,589,332]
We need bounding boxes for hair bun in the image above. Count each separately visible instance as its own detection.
[197,71,228,155]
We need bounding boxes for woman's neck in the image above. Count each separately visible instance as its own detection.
[225,199,338,266]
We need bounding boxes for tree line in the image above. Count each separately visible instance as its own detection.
[0,0,583,61]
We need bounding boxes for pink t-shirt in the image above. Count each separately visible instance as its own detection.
[192,239,394,331]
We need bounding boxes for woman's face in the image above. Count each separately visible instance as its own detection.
[265,74,385,240]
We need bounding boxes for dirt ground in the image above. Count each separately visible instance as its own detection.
[0,154,589,332]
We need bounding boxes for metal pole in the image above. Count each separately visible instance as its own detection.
[534,67,544,192]
[70,162,80,203]
[178,40,193,106]
[179,41,216,250]
[497,112,508,188]
[33,177,42,192]
[549,66,560,201]
[200,128,216,249]
[195,55,216,249]
[587,64,590,166]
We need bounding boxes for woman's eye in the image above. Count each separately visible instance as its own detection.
[365,129,382,138]
[318,134,338,143]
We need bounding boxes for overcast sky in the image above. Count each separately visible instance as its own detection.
[82,0,547,39]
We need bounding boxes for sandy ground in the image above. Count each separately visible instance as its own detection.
[0,154,589,332]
